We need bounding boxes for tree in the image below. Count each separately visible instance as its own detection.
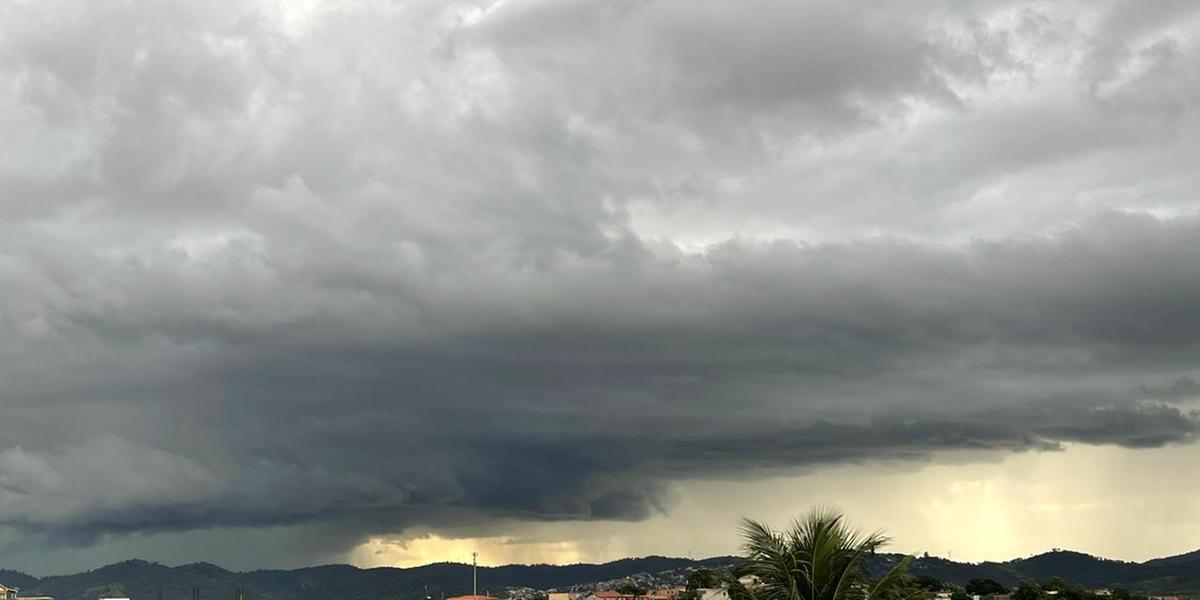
[726,508,921,600]
[1013,581,1043,600]
[617,583,647,596]
[689,569,721,591]
[1045,578,1090,600]
[911,576,944,592]
[951,591,970,600]
[684,568,722,600]
[965,580,1008,597]
[1044,578,1068,594]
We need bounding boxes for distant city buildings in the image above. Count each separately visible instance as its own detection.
[584,589,688,600]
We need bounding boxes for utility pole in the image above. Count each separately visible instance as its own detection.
[472,552,478,597]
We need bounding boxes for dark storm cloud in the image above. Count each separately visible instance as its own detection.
[9,213,1200,545]
[2,0,1200,570]
[1139,377,1200,401]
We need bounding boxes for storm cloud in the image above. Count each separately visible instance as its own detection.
[2,0,1200,571]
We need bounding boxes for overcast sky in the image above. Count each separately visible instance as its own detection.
[2,0,1200,576]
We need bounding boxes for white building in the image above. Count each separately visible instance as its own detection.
[0,583,54,600]
[697,589,730,600]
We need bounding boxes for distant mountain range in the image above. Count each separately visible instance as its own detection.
[892,549,1200,595]
[4,549,1199,600]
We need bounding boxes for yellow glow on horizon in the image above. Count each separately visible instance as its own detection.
[349,534,592,569]
[347,443,1200,569]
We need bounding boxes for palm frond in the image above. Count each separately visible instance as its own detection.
[736,509,908,600]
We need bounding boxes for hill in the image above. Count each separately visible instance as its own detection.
[5,556,739,600]
[895,549,1200,594]
[4,549,1200,600]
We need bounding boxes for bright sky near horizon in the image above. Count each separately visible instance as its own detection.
[2,0,1200,576]
[344,442,1200,569]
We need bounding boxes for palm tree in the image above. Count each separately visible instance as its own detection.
[726,508,920,600]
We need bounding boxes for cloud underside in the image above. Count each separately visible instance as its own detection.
[4,214,1199,550]
[1,0,1200,564]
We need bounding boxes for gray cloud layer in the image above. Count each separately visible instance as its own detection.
[2,0,1200,570]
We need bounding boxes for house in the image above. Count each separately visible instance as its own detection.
[586,592,635,600]
[647,590,686,600]
[697,589,731,600]
[0,584,53,600]
[586,590,696,600]
[737,576,762,589]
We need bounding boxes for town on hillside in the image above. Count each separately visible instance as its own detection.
[444,568,1189,600]
[0,563,1192,600]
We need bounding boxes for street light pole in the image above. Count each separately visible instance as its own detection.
[472,552,478,597]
